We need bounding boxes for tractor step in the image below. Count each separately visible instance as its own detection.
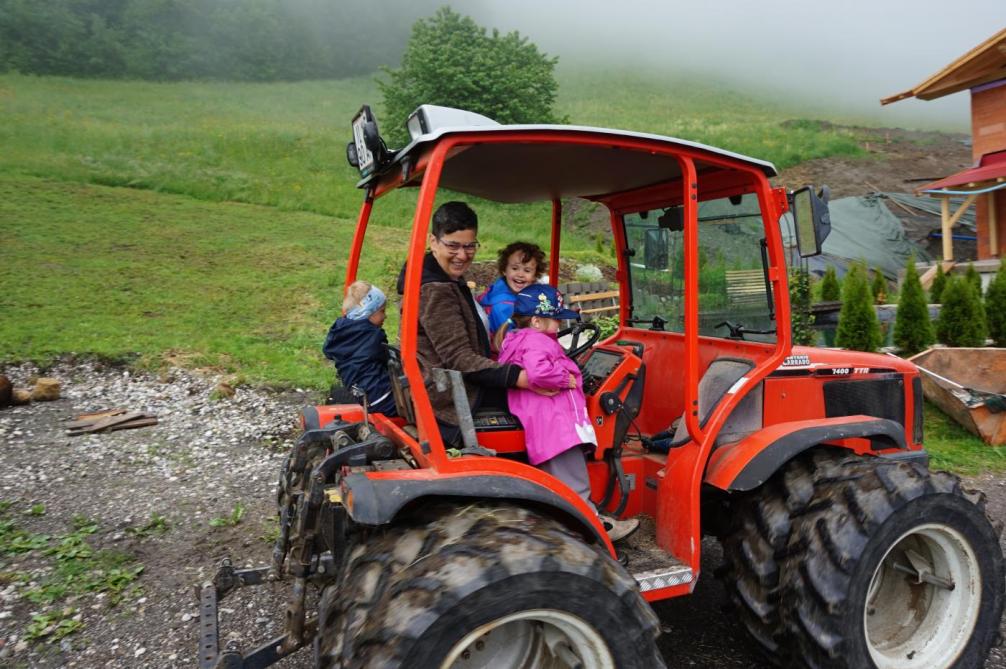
[618,514,694,592]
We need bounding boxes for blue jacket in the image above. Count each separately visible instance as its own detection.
[322,317,397,416]
[478,277,517,334]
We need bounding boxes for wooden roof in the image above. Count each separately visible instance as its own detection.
[881,27,1006,105]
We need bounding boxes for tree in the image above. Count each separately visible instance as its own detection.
[870,267,887,304]
[935,276,987,347]
[985,264,1006,347]
[819,265,841,302]
[929,263,948,302]
[893,257,933,355]
[789,267,816,346]
[835,263,883,352]
[378,7,563,145]
[965,263,982,297]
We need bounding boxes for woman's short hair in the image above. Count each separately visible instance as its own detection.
[497,241,546,279]
[432,201,478,237]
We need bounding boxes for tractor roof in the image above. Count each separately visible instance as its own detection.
[357,111,777,204]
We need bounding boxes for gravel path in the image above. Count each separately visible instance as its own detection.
[1,360,1003,668]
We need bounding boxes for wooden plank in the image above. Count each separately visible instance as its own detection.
[66,408,126,427]
[581,305,620,315]
[67,411,147,435]
[566,290,620,302]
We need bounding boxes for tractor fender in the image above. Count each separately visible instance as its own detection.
[705,415,912,492]
[340,471,608,546]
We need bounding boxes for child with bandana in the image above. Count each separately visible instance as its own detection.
[322,280,397,416]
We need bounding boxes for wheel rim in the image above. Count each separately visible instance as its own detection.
[864,523,981,668]
[439,608,614,669]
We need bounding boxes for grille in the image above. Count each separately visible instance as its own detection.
[823,375,905,425]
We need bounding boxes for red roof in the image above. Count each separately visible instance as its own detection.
[919,150,1006,192]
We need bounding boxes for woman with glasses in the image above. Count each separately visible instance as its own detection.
[397,201,535,446]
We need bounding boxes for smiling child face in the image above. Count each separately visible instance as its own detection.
[503,251,538,293]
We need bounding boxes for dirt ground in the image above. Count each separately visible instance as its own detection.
[1,360,1005,668]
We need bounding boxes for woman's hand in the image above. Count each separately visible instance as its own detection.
[517,370,559,396]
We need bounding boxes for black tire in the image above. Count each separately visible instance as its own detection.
[717,449,852,660]
[780,459,1004,668]
[316,503,665,669]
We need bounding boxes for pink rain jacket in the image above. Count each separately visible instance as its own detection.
[498,328,598,465]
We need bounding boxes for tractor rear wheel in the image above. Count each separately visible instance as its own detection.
[717,449,853,660]
[780,459,1004,668]
[315,503,665,669]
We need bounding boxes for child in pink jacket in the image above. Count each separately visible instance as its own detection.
[498,284,638,541]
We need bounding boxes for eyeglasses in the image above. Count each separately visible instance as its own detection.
[437,238,480,255]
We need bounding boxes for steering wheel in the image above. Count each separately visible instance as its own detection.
[558,321,601,359]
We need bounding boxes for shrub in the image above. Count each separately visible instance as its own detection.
[378,7,563,145]
[985,264,1006,347]
[893,257,934,355]
[929,263,948,302]
[870,267,888,304]
[835,263,882,352]
[935,276,987,347]
[819,265,841,302]
[965,263,983,297]
[789,267,816,345]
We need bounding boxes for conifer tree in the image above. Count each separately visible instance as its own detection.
[965,263,983,297]
[835,263,883,351]
[819,265,841,302]
[789,267,816,345]
[893,257,934,355]
[985,264,1006,347]
[935,276,988,347]
[929,264,948,303]
[871,267,888,304]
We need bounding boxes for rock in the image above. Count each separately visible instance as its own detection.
[11,389,31,406]
[31,378,61,402]
[0,374,11,407]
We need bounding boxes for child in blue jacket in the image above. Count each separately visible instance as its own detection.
[478,241,546,339]
[322,281,397,416]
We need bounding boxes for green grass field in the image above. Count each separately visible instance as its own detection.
[0,68,870,386]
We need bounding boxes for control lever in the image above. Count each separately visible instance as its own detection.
[350,385,369,425]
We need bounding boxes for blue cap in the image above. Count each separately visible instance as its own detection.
[513,285,580,320]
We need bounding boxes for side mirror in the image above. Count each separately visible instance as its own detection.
[644,228,669,270]
[790,185,831,257]
[348,105,389,177]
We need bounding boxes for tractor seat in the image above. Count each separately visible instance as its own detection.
[653,357,763,450]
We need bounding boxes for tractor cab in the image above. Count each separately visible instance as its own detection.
[332,103,836,563]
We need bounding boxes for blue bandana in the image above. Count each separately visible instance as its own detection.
[345,286,386,321]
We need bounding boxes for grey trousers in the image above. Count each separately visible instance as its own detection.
[539,446,596,512]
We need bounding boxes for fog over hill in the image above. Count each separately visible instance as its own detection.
[465,0,1004,130]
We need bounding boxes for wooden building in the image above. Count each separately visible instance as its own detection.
[883,27,1006,263]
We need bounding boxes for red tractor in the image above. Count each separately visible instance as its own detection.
[199,105,1004,669]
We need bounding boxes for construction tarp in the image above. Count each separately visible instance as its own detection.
[781,194,932,280]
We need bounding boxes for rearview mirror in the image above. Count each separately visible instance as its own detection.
[790,185,831,257]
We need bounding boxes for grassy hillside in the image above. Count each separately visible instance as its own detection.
[0,69,866,386]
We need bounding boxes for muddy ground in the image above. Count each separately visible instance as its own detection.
[1,360,1004,668]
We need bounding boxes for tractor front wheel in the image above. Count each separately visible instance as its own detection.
[780,459,1004,668]
[315,503,664,669]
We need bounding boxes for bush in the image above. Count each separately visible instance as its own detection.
[835,263,882,352]
[935,276,987,347]
[893,257,933,355]
[929,263,948,302]
[378,7,563,145]
[965,263,983,296]
[789,267,816,345]
[819,265,841,302]
[985,264,1006,347]
[870,267,888,304]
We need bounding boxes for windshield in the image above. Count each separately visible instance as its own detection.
[623,194,776,343]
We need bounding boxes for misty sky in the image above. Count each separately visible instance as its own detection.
[465,0,1005,130]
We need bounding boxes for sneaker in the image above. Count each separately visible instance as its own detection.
[600,514,639,542]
